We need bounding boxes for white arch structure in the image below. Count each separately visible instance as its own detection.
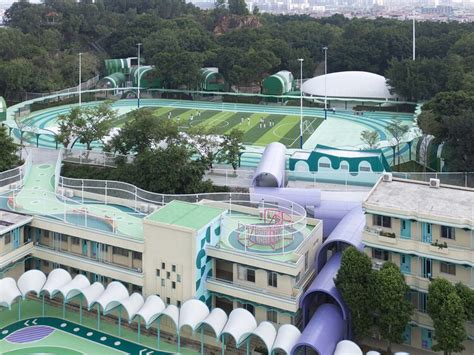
[0,269,303,354]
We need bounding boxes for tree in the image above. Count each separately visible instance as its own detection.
[386,120,409,168]
[335,247,375,340]
[228,0,249,16]
[56,107,80,149]
[455,282,474,321]
[428,279,467,355]
[106,108,179,155]
[218,129,244,172]
[360,130,380,149]
[0,125,20,172]
[373,262,413,355]
[188,125,222,169]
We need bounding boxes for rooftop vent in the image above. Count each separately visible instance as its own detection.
[429,178,440,188]
[382,173,392,182]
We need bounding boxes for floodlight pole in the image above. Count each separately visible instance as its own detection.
[137,43,142,108]
[323,46,328,120]
[412,13,416,61]
[78,52,83,107]
[298,58,304,149]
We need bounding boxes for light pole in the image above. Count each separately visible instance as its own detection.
[412,12,416,61]
[137,43,142,108]
[298,58,304,149]
[323,46,328,120]
[78,52,83,107]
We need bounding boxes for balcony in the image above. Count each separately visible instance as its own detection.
[0,242,34,269]
[363,227,473,265]
[206,276,300,312]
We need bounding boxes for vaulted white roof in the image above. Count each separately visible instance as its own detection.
[136,295,166,327]
[119,292,145,322]
[161,305,179,331]
[271,324,301,355]
[334,340,363,355]
[179,299,210,333]
[41,268,72,297]
[58,274,90,301]
[302,71,396,100]
[0,278,21,309]
[79,282,105,310]
[251,321,277,353]
[221,308,257,346]
[198,308,228,338]
[17,270,46,298]
[94,281,129,313]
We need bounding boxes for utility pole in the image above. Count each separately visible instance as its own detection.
[137,43,142,108]
[298,58,304,149]
[412,12,416,60]
[78,52,83,107]
[323,46,328,120]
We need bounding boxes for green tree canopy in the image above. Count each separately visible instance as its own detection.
[0,125,20,172]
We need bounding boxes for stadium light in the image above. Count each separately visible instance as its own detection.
[137,43,142,108]
[298,58,304,149]
[323,46,328,120]
[78,52,83,107]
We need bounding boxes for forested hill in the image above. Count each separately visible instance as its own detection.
[0,0,473,102]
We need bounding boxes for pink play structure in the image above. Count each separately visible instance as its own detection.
[238,209,292,250]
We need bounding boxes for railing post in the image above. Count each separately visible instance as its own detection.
[105,181,108,205]
[134,186,138,211]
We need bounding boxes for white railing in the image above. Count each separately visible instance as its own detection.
[62,148,133,168]
[0,153,32,189]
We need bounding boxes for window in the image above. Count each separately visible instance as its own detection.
[166,271,171,279]
[71,237,80,245]
[319,162,330,168]
[372,248,389,261]
[156,269,160,277]
[360,166,371,172]
[166,297,170,305]
[304,251,309,270]
[4,234,11,245]
[267,310,278,323]
[172,281,176,289]
[161,279,165,287]
[373,214,391,228]
[246,268,255,283]
[112,247,129,257]
[61,235,68,242]
[132,252,142,260]
[177,300,181,308]
[172,264,176,272]
[440,262,456,275]
[42,260,49,267]
[161,262,165,269]
[340,164,349,170]
[441,226,455,240]
[268,272,278,288]
[177,274,181,283]
[243,303,255,315]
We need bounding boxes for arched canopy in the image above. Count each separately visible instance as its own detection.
[334,340,363,355]
[198,308,228,339]
[78,282,105,310]
[179,299,209,333]
[250,321,276,353]
[252,142,287,188]
[97,72,126,89]
[17,270,46,298]
[292,304,345,355]
[58,274,90,301]
[0,278,21,309]
[119,292,144,322]
[301,252,348,322]
[271,324,301,355]
[41,268,72,298]
[94,281,129,313]
[136,295,166,327]
[316,206,364,273]
[221,308,257,346]
[159,305,179,331]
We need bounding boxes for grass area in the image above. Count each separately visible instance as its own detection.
[0,299,198,355]
[149,107,324,147]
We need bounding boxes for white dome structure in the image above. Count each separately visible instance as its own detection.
[302,71,396,100]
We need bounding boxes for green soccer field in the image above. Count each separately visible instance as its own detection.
[151,107,323,148]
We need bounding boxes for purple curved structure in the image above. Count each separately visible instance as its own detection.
[251,144,365,355]
[252,142,287,188]
[291,304,345,355]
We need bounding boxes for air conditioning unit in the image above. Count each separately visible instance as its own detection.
[382,173,392,182]
[148,205,158,213]
[57,187,65,195]
[429,178,440,188]
[64,189,74,198]
[373,261,384,270]
[139,203,149,213]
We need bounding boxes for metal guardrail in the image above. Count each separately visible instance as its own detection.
[0,154,32,189]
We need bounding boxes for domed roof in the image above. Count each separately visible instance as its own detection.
[302,71,395,100]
